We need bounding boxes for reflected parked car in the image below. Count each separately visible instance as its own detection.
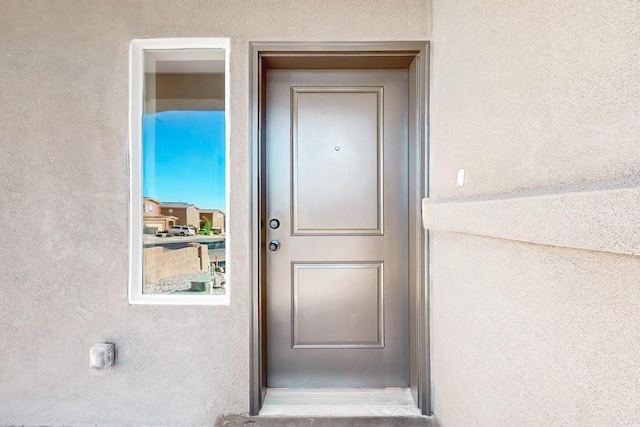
[167,225,196,236]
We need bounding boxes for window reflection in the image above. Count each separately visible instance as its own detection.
[141,50,226,295]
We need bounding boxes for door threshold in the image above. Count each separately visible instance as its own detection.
[259,388,421,417]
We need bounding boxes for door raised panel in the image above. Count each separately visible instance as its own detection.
[292,262,384,349]
[291,87,383,235]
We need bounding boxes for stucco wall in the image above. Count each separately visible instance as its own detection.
[0,1,431,425]
[429,1,640,426]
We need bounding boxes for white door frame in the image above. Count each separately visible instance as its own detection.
[248,41,431,415]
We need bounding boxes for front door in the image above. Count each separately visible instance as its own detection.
[265,68,409,388]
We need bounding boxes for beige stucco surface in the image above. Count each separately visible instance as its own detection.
[430,232,640,426]
[429,1,640,426]
[4,0,638,425]
[423,185,640,256]
[430,0,640,198]
[0,1,431,425]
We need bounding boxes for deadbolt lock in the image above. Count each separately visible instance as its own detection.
[269,218,280,229]
[268,240,280,252]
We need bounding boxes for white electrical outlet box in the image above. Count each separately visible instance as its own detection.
[457,169,465,187]
[90,342,116,370]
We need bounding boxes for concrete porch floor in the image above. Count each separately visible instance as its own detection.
[216,389,438,426]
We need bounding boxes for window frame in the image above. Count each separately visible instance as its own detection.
[128,38,231,305]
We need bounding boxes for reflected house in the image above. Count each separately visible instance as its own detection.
[200,209,225,234]
[160,201,201,229]
[143,197,178,234]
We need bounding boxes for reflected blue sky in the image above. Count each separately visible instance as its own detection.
[143,111,225,210]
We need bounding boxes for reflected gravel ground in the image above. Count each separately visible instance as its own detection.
[144,270,226,295]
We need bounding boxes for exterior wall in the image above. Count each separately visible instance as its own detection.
[160,207,186,225]
[0,1,431,426]
[211,211,224,233]
[143,199,171,232]
[186,206,200,229]
[144,245,208,283]
[428,1,640,426]
[143,198,161,217]
[201,210,225,233]
[161,206,200,228]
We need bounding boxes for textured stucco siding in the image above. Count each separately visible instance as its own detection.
[0,1,431,425]
[430,0,640,198]
[429,1,640,426]
[431,232,640,426]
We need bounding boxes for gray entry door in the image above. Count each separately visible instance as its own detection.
[265,69,409,388]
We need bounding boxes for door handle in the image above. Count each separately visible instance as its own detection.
[268,240,280,252]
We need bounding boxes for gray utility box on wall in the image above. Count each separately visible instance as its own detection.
[90,342,116,371]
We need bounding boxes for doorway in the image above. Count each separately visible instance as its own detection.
[249,42,430,416]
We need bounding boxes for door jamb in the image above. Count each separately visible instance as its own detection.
[249,41,430,415]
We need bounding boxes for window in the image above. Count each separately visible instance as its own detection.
[129,38,230,305]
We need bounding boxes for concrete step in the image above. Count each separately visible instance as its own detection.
[215,414,439,427]
[260,388,422,417]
